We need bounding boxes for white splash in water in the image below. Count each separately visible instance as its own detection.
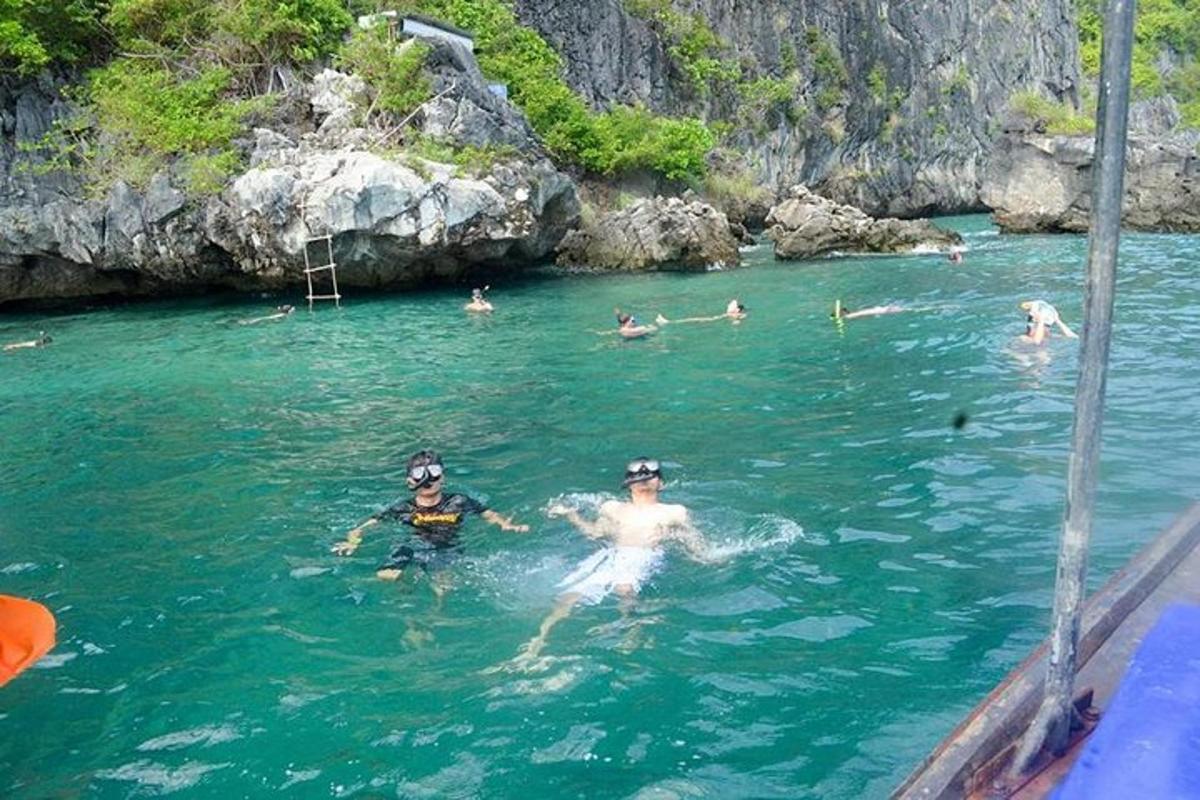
[703,514,807,561]
[137,723,242,752]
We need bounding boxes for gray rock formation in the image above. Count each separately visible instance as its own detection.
[0,47,578,305]
[556,197,740,271]
[513,0,1079,217]
[765,186,962,259]
[981,132,1200,233]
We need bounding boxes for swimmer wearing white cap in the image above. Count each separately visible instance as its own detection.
[1020,300,1077,345]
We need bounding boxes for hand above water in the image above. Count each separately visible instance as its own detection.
[331,539,359,556]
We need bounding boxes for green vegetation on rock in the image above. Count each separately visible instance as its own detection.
[1010,90,1096,134]
[337,28,431,116]
[0,0,102,74]
[1075,0,1200,127]
[396,0,715,180]
[806,27,848,111]
[623,0,739,93]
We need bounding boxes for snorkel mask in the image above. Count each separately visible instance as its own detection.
[623,458,662,486]
[406,450,445,489]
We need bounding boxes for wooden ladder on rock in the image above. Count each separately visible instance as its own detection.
[303,234,341,310]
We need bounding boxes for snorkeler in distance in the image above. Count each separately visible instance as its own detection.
[2,331,52,352]
[655,298,747,326]
[331,450,528,583]
[831,299,906,320]
[516,457,713,663]
[1020,300,1078,345]
[465,286,493,313]
[239,305,294,325]
[614,308,657,339]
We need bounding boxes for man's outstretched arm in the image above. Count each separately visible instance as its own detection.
[482,509,529,532]
[331,517,379,555]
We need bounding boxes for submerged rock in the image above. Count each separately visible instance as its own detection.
[764,186,961,259]
[982,131,1200,233]
[555,197,740,271]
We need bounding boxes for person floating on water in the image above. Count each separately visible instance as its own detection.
[831,299,906,320]
[464,286,493,313]
[2,331,52,352]
[515,457,713,663]
[331,450,528,586]
[655,298,747,326]
[238,305,294,325]
[614,307,657,339]
[1020,300,1078,345]
[948,247,964,264]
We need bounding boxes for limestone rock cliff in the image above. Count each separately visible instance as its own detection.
[556,196,740,271]
[766,186,962,259]
[514,0,1079,217]
[981,130,1200,233]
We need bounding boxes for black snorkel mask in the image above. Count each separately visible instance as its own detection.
[408,462,445,490]
[623,458,662,486]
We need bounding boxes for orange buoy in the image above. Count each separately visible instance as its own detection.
[0,595,56,687]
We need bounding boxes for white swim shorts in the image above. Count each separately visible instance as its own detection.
[557,546,664,605]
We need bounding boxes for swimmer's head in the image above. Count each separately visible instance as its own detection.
[406,450,444,490]
[617,312,632,326]
[38,331,51,344]
[831,300,846,319]
[278,305,294,314]
[472,288,484,300]
[623,457,662,488]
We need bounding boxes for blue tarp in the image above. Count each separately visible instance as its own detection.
[1053,603,1200,800]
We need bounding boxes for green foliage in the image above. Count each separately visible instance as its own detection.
[945,64,970,96]
[213,0,353,64]
[805,27,847,110]
[1075,0,1200,119]
[405,137,519,174]
[338,29,431,116]
[700,167,773,214]
[184,150,241,194]
[400,0,716,180]
[867,65,887,102]
[0,0,104,73]
[1010,90,1096,134]
[622,0,739,93]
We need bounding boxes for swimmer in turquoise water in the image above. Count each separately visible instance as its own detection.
[1020,300,1078,345]
[238,305,294,325]
[515,458,712,663]
[614,308,657,339]
[831,299,906,320]
[464,287,493,313]
[655,298,747,326]
[2,331,52,352]
[331,450,528,585]
[948,247,964,264]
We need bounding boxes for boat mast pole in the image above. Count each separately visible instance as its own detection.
[1009,0,1137,777]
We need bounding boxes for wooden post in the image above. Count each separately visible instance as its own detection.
[1008,0,1137,778]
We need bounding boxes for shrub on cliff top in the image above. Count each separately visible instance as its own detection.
[0,0,104,73]
[395,0,715,180]
[1010,91,1096,135]
[337,28,431,116]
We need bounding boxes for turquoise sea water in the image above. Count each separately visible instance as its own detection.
[2,216,1198,799]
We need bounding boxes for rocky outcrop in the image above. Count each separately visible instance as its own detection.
[513,0,1079,217]
[0,42,579,306]
[981,131,1200,233]
[556,197,740,271]
[765,186,961,259]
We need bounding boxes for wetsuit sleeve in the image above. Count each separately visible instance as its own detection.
[457,495,489,515]
[372,500,413,523]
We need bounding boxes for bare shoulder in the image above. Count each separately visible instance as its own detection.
[660,503,690,523]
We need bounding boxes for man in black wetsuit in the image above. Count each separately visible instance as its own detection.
[331,450,528,581]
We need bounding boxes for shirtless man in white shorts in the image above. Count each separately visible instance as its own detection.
[517,457,712,662]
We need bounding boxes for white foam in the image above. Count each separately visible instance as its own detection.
[95,759,231,791]
[703,514,806,560]
[137,724,242,752]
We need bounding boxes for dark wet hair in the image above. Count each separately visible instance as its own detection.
[406,450,442,471]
